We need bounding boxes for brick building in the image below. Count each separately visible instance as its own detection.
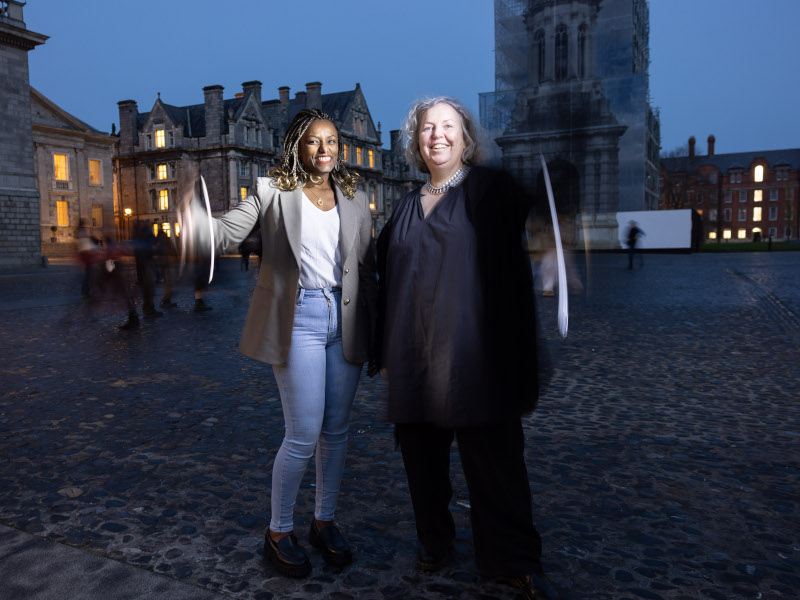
[660,136,800,242]
[115,81,389,240]
[0,0,47,266]
[31,88,116,255]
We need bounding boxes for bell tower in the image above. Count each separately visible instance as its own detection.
[0,1,48,266]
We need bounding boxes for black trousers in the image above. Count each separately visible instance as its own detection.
[396,419,542,577]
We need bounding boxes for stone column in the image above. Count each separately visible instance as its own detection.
[0,2,47,266]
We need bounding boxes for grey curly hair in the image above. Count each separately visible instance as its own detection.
[401,97,482,173]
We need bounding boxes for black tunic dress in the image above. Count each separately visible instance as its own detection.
[382,184,492,427]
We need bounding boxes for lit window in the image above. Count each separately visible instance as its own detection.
[152,223,159,236]
[769,189,778,201]
[239,186,249,201]
[356,147,363,165]
[708,231,717,240]
[89,159,102,185]
[343,144,349,163]
[91,205,103,227]
[753,206,762,222]
[723,229,732,239]
[56,199,69,227]
[53,153,69,181]
[155,129,166,148]
[753,165,764,182]
[368,149,375,169]
[753,189,762,202]
[174,222,181,237]
[162,222,171,237]
[157,163,168,180]
[737,229,747,239]
[159,189,169,211]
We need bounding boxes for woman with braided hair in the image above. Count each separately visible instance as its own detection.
[193,109,377,577]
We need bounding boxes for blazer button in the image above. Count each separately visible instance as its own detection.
[343,297,350,305]
[344,268,350,274]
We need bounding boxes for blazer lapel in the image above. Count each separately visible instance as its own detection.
[280,188,302,268]
[336,184,359,265]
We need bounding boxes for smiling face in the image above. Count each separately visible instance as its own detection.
[299,119,339,177]
[417,102,466,174]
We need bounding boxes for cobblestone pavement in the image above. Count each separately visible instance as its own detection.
[1,253,798,600]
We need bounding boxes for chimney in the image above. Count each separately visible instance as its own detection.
[117,99,138,152]
[278,86,290,107]
[305,82,322,109]
[707,134,715,157]
[688,136,696,160]
[295,90,307,106]
[242,80,262,104]
[203,84,224,141]
[390,130,401,150]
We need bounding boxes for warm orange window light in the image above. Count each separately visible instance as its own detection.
[157,163,168,180]
[737,229,747,239]
[239,186,249,201]
[356,147,363,165]
[53,153,69,181]
[753,189,762,202]
[342,144,349,162]
[56,200,69,226]
[708,231,717,240]
[162,222,171,237]
[753,207,762,222]
[174,222,181,237]
[159,189,169,211]
[753,165,764,182]
[89,159,102,185]
[723,229,732,239]
[152,223,159,236]
[155,128,166,148]
[368,149,375,168]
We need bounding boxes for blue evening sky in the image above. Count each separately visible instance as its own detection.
[25,0,799,155]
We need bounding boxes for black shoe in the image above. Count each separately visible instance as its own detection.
[143,307,163,318]
[194,299,212,312]
[118,311,140,330]
[160,298,178,308]
[264,532,311,578]
[500,571,562,600]
[417,541,453,573]
[309,521,352,568]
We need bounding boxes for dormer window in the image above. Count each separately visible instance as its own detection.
[155,128,166,149]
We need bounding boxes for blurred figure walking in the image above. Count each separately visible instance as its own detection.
[625,220,644,270]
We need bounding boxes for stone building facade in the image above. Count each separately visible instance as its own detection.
[381,129,425,227]
[0,0,47,266]
[661,136,800,243]
[31,88,116,254]
[115,81,387,239]
[480,0,660,248]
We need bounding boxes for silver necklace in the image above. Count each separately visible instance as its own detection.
[425,166,470,195]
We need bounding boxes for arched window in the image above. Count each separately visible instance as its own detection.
[534,30,545,83]
[555,25,569,81]
[578,24,588,79]
[753,164,764,183]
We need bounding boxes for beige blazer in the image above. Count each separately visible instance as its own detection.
[213,177,377,365]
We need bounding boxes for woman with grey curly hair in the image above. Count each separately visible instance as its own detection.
[185,108,377,578]
[376,97,559,600]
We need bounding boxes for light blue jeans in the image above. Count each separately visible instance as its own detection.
[269,287,362,532]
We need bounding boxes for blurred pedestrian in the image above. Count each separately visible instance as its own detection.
[625,220,644,270]
[155,229,178,308]
[76,219,100,298]
[376,97,560,600]
[182,109,377,578]
[132,221,162,317]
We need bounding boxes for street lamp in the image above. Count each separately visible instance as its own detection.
[123,207,132,240]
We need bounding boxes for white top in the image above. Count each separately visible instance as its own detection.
[299,192,342,289]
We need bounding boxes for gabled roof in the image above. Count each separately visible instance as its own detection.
[662,148,800,173]
[30,87,107,136]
